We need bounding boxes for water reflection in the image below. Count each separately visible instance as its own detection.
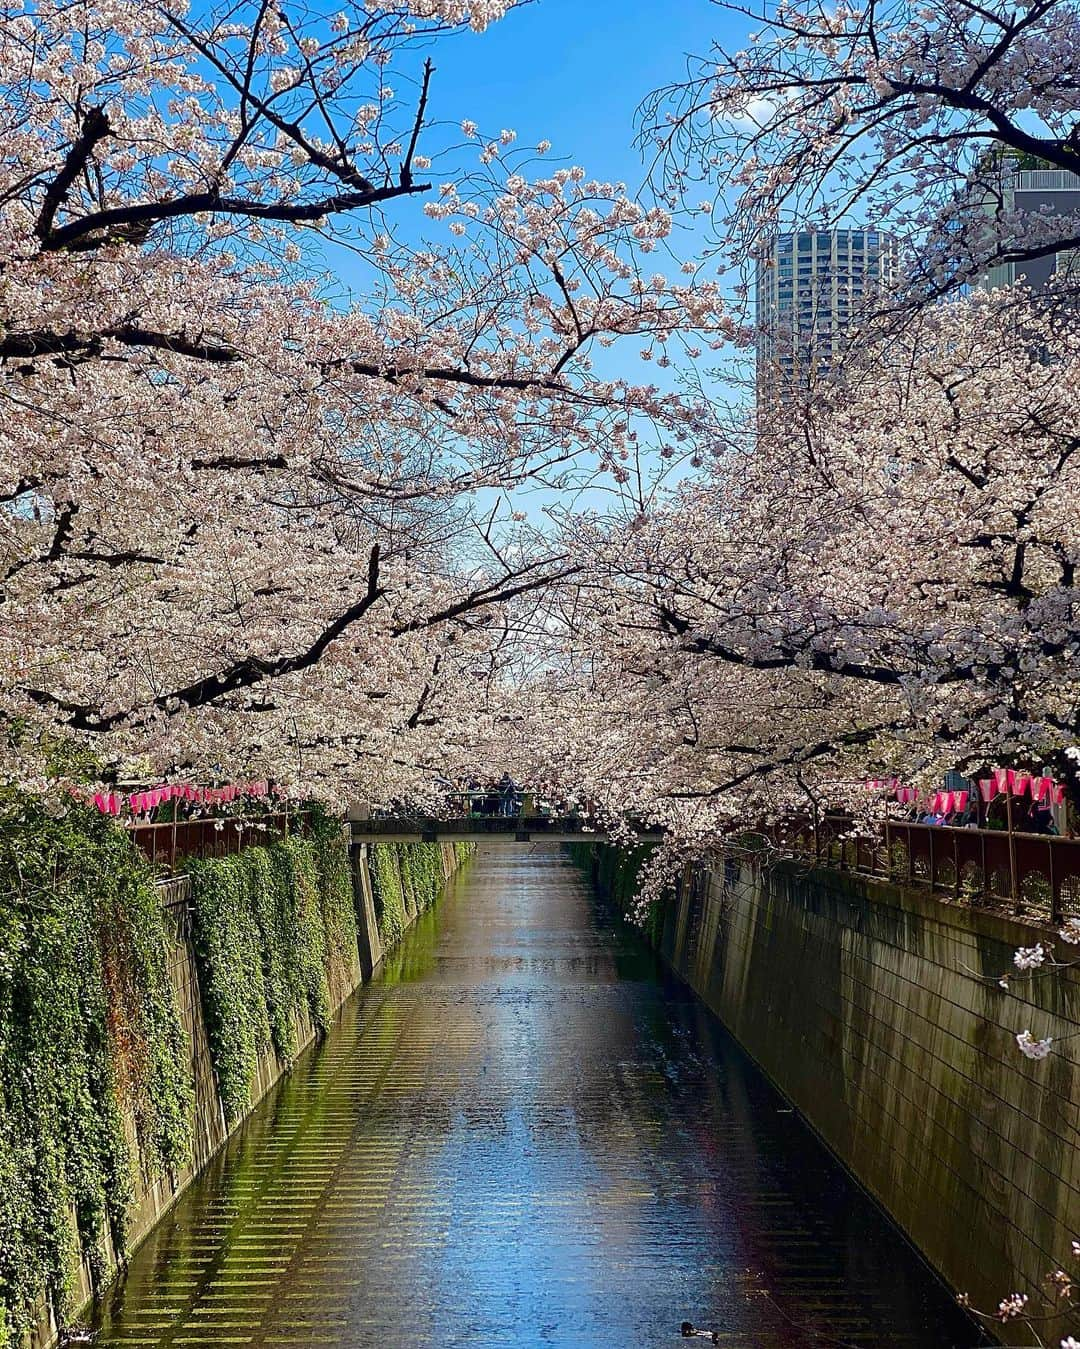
[93,847,984,1348]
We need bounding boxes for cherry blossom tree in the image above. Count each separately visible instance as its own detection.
[641,0,1080,297]
[0,0,730,798]
[507,287,1080,839]
[488,282,1080,1348]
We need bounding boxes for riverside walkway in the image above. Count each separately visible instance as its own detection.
[91,848,977,1348]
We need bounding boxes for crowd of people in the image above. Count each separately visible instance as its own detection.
[910,795,1061,835]
[457,775,523,818]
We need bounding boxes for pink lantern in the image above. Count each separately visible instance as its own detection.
[978,779,996,803]
[953,790,969,813]
[993,768,1010,794]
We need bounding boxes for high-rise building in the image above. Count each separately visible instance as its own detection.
[755,227,898,403]
[974,162,1080,291]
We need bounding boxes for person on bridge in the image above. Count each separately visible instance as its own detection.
[498,774,519,817]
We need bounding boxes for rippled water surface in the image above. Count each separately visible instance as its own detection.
[93,847,982,1348]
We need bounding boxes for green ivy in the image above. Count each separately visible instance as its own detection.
[185,823,359,1127]
[310,824,361,998]
[0,796,193,1340]
[0,808,468,1342]
[368,842,467,949]
[368,842,407,946]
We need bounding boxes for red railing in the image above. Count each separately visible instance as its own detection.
[128,810,308,872]
[787,817,1080,925]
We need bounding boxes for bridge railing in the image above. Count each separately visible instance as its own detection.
[128,810,309,872]
[786,816,1080,925]
[351,813,657,842]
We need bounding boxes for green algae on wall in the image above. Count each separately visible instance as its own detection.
[637,851,1080,1349]
[566,842,662,943]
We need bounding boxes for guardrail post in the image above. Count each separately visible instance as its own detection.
[1006,792,1020,912]
[979,832,988,905]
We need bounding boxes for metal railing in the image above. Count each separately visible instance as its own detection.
[351,814,665,844]
[1013,169,1080,191]
[789,817,1080,925]
[128,810,308,872]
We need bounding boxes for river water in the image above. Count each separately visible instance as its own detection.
[93,847,983,1348]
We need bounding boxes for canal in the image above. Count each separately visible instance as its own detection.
[93,847,982,1348]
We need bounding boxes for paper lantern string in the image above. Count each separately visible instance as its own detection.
[86,780,274,816]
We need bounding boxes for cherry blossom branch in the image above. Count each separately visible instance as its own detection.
[40,179,431,252]
[35,106,112,245]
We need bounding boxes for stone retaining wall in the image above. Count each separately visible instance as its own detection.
[636,853,1080,1346]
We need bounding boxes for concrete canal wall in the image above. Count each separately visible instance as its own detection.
[594,848,1080,1346]
[32,839,467,1349]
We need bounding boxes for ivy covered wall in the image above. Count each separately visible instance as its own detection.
[0,812,470,1348]
[186,826,360,1126]
[0,797,193,1346]
[368,841,470,949]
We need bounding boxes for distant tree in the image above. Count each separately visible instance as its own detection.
[520,289,1080,834]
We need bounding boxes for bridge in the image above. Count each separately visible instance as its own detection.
[347,812,666,845]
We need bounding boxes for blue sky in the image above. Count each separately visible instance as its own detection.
[322,1,754,524]
[414,0,730,195]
